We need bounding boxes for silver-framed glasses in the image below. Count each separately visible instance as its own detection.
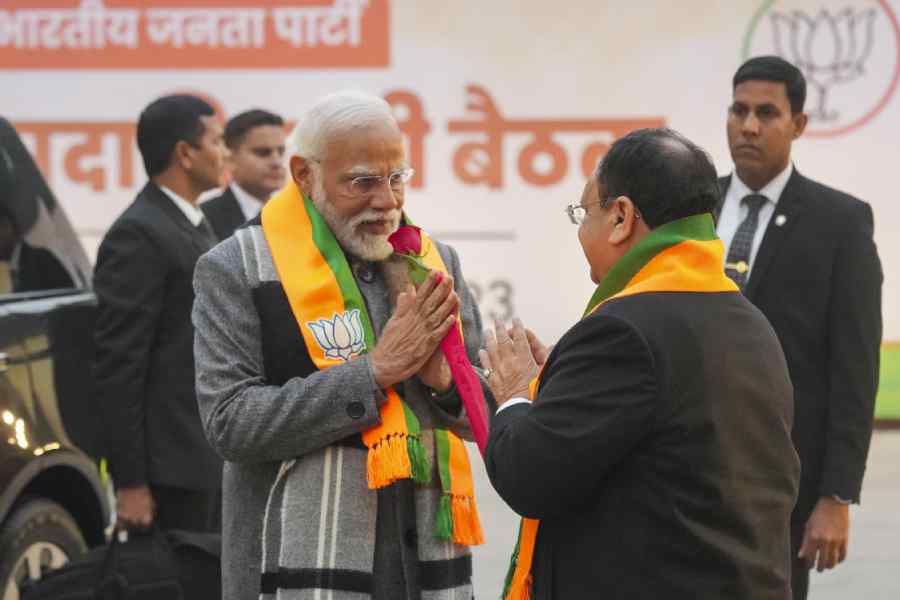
[565,199,607,225]
[346,168,415,197]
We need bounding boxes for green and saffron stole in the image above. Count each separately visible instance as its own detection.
[503,213,738,599]
[261,181,483,546]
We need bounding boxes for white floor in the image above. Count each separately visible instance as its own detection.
[470,431,900,599]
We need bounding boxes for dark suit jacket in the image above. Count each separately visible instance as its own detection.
[717,170,882,524]
[201,186,249,241]
[93,182,222,491]
[487,291,800,599]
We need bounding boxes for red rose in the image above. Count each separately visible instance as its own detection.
[389,225,423,255]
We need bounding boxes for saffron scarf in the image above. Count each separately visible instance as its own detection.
[502,213,738,599]
[261,181,483,545]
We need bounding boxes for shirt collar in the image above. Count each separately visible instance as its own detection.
[229,182,265,221]
[731,162,794,206]
[158,184,205,227]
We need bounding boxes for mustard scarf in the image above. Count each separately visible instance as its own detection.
[261,181,483,545]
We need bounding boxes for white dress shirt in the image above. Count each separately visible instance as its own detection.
[230,182,266,221]
[158,185,205,227]
[716,163,793,279]
[496,397,532,413]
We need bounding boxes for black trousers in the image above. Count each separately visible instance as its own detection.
[150,483,221,533]
[791,524,810,600]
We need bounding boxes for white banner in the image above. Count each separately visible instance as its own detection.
[1,0,898,342]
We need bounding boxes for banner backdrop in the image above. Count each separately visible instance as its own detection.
[1,0,898,343]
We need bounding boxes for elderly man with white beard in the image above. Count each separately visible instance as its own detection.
[192,91,489,600]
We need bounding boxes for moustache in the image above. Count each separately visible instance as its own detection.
[349,209,401,231]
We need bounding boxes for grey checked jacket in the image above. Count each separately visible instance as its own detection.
[192,219,489,599]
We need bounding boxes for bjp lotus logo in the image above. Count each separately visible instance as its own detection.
[308,310,366,361]
[770,7,877,121]
[742,0,900,137]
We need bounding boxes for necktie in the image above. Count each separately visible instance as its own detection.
[725,193,767,290]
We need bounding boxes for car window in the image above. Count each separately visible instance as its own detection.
[0,118,91,297]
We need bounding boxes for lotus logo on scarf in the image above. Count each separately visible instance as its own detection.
[308,310,366,361]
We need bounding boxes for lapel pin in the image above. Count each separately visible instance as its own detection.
[725,260,749,274]
[775,214,787,227]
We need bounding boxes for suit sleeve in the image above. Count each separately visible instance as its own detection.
[192,241,387,464]
[92,221,166,488]
[821,202,883,502]
[485,314,658,519]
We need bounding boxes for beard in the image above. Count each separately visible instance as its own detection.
[309,175,401,262]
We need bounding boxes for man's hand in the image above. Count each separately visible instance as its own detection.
[371,271,459,389]
[525,328,553,368]
[479,318,540,404]
[418,347,452,392]
[116,485,155,530]
[798,497,850,572]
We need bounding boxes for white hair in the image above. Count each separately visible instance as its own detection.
[290,90,397,160]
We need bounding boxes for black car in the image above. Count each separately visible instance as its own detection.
[0,117,109,599]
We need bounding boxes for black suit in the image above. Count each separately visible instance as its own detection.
[487,291,800,599]
[93,182,222,531]
[201,186,249,240]
[720,170,882,599]
[717,170,882,598]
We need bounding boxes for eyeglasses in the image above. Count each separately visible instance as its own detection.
[345,168,415,197]
[565,197,642,225]
[565,198,611,225]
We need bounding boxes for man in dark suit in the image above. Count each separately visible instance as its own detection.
[483,128,800,599]
[718,56,882,599]
[201,109,286,240]
[93,94,225,532]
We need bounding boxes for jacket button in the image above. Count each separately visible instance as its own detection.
[355,263,375,283]
[404,528,418,547]
[347,402,365,419]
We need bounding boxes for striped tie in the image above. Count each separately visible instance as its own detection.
[724,194,767,290]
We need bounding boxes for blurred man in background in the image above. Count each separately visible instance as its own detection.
[93,94,225,532]
[202,109,286,240]
[719,56,883,599]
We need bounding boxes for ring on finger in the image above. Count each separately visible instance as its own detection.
[483,368,493,379]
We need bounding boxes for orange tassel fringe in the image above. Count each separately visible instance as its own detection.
[366,433,412,489]
[451,494,485,546]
